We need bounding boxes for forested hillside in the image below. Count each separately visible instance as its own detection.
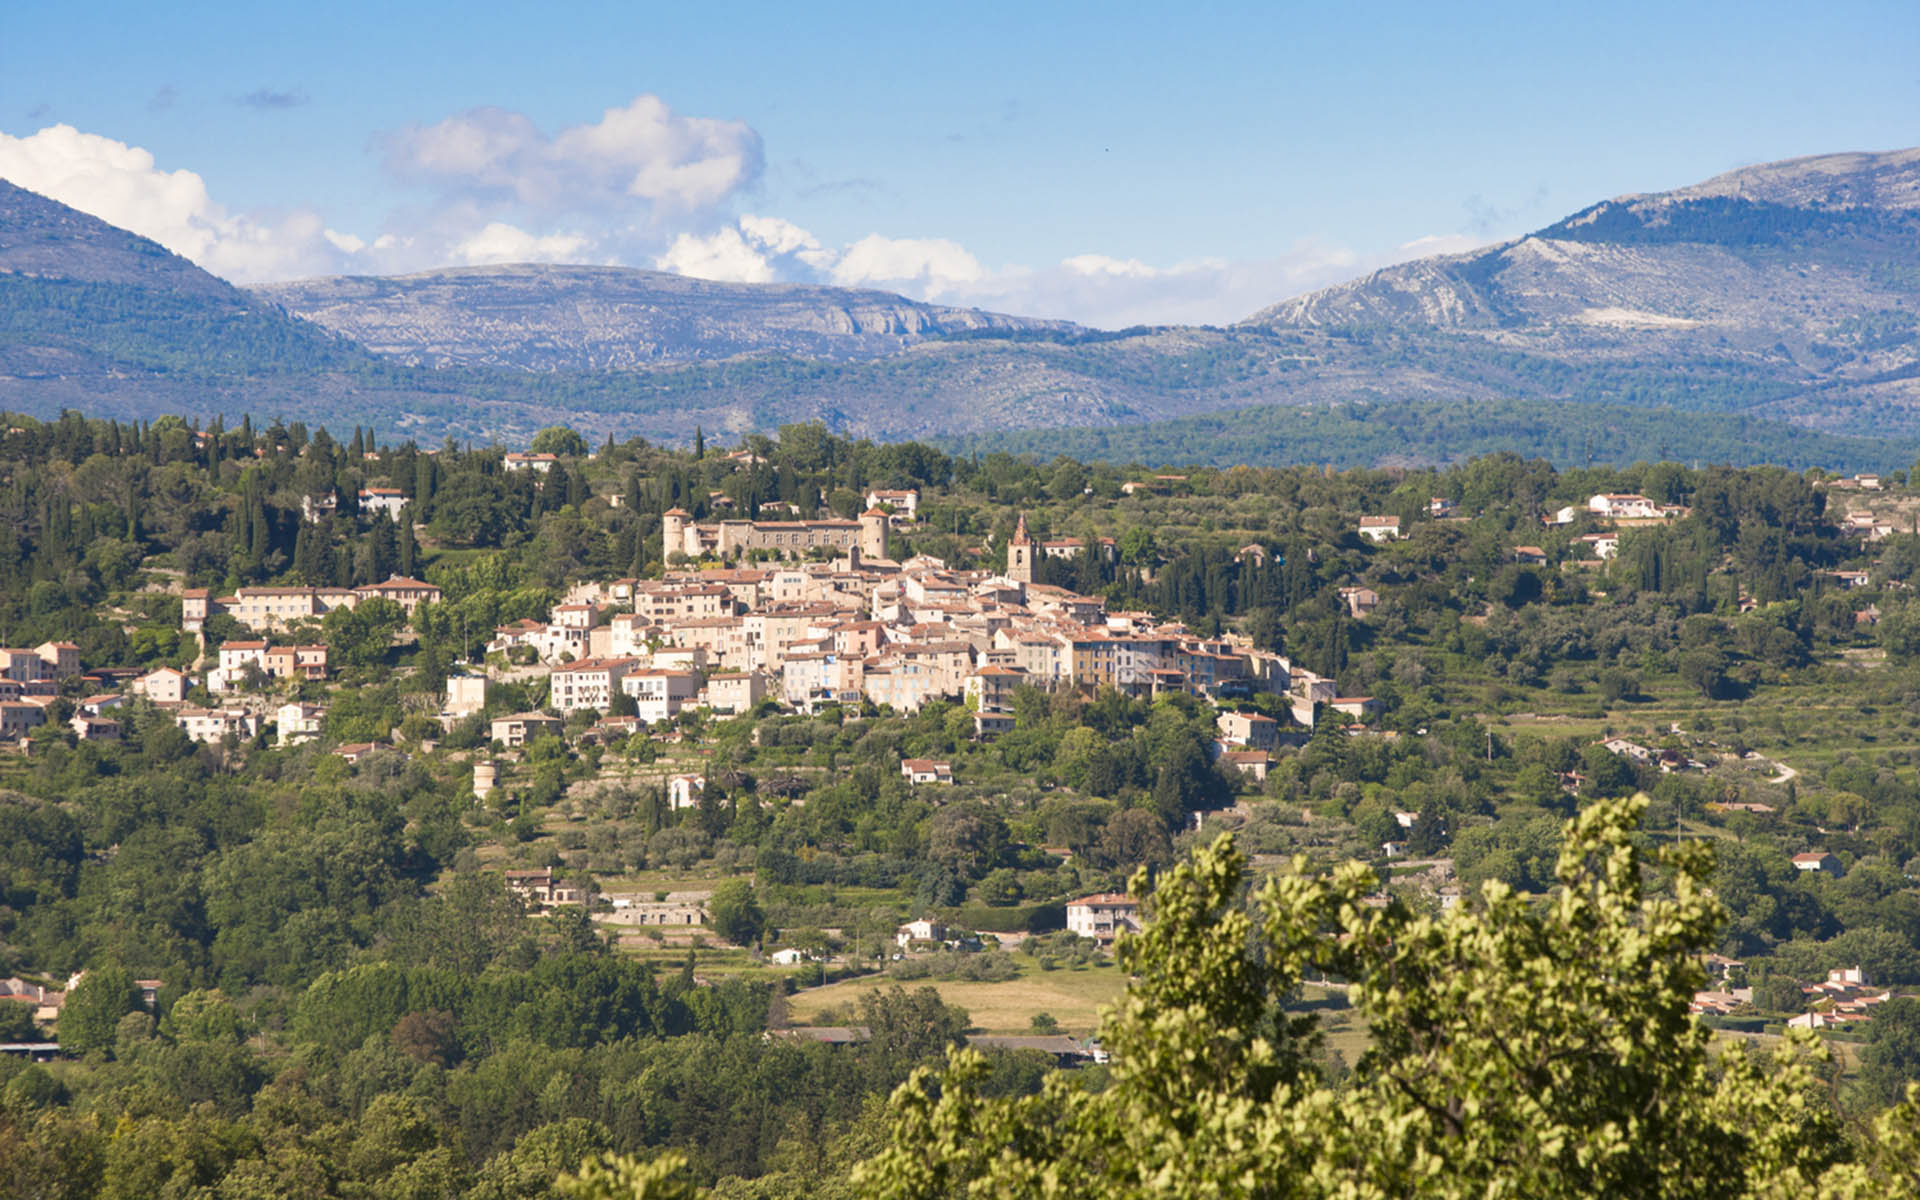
[4,411,1920,1193]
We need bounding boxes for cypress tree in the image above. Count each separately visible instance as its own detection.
[414,454,436,510]
[398,511,417,579]
[366,519,397,584]
[245,475,270,577]
[313,519,341,586]
[292,520,314,582]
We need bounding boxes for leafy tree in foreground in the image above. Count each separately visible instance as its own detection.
[855,794,1868,1199]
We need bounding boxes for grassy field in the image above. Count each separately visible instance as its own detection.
[786,960,1128,1035]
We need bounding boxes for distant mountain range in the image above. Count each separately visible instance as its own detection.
[251,264,1078,370]
[3,148,1918,468]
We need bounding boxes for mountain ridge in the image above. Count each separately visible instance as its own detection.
[249,262,1080,370]
[4,148,1920,461]
[1245,146,1920,332]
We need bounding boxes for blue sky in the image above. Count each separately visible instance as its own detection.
[3,1,1916,326]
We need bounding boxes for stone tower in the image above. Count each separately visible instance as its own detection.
[860,507,891,560]
[1007,512,1035,584]
[661,507,690,563]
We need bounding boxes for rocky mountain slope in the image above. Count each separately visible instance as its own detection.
[0,178,234,297]
[250,264,1078,369]
[1238,148,1920,436]
[4,147,1919,463]
[0,179,373,416]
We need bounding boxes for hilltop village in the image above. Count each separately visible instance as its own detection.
[4,412,1920,1194]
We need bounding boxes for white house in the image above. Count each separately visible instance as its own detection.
[130,667,190,705]
[1600,736,1652,762]
[357,486,408,520]
[490,711,563,747]
[175,707,260,744]
[623,669,701,723]
[210,640,270,693]
[1066,894,1141,944]
[1330,696,1383,721]
[1791,851,1842,875]
[34,641,80,680]
[443,675,487,719]
[895,918,946,947]
[703,670,769,715]
[865,488,919,520]
[275,702,325,746]
[667,774,706,810]
[549,655,642,714]
[1220,749,1269,782]
[901,758,953,784]
[1358,516,1401,542]
[1578,532,1620,559]
[1216,710,1279,751]
[1588,493,1661,519]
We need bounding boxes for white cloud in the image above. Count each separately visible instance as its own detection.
[1394,233,1486,258]
[1,114,1498,329]
[640,213,1487,328]
[384,94,761,220]
[452,222,593,266]
[0,123,349,282]
[869,234,1498,329]
[829,234,984,299]
[657,227,776,283]
[654,213,845,283]
[738,214,835,269]
[1061,253,1171,279]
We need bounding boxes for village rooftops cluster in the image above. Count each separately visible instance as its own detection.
[181,575,442,633]
[472,518,1308,739]
[1787,966,1896,1030]
[35,578,454,750]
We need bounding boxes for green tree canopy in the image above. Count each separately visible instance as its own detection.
[856,795,1870,1199]
[705,880,765,948]
[530,426,590,458]
[59,965,141,1057]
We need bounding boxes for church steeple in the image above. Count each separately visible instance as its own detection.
[1008,512,1035,584]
